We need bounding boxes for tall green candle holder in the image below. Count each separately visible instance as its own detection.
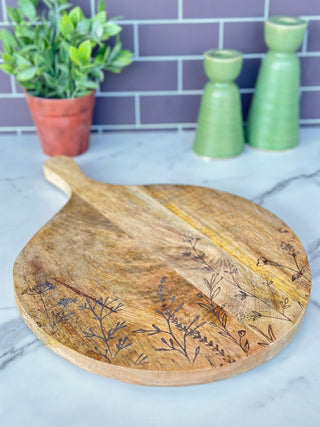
[247,16,307,150]
[193,49,244,158]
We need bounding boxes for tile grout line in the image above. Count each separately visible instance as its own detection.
[9,75,17,94]
[1,16,320,26]
[300,86,320,92]
[134,53,265,62]
[298,51,320,57]
[178,0,183,21]
[90,0,95,16]
[218,21,224,49]
[135,94,141,126]
[177,59,183,92]
[1,0,7,21]
[1,86,319,100]
[2,119,320,135]
[133,52,320,62]
[107,16,320,25]
[133,23,140,58]
[264,0,270,19]
[302,26,309,54]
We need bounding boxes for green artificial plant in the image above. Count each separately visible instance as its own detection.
[0,0,133,98]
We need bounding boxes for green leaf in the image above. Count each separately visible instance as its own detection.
[14,53,32,67]
[18,0,37,22]
[42,72,56,87]
[58,2,73,13]
[44,47,54,65]
[69,7,84,26]
[0,30,18,52]
[75,90,92,97]
[110,52,133,68]
[0,63,14,74]
[15,24,36,41]
[77,80,98,90]
[92,21,104,39]
[97,0,105,14]
[90,68,104,81]
[17,66,37,81]
[43,21,51,38]
[103,22,121,37]
[76,19,90,35]
[78,40,91,62]
[59,14,74,39]
[94,46,106,65]
[1,53,15,65]
[59,42,70,63]
[105,66,121,74]
[69,46,81,65]
[92,11,106,26]
[7,7,24,24]
[108,39,122,62]
[58,64,69,74]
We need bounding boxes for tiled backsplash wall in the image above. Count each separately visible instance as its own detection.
[0,0,319,133]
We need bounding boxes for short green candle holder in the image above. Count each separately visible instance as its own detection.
[193,49,245,158]
[247,16,307,150]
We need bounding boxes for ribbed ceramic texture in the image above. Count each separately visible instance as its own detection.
[193,50,244,158]
[247,16,307,150]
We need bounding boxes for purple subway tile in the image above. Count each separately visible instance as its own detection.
[8,0,91,16]
[183,0,265,19]
[118,24,134,52]
[300,91,320,119]
[16,82,24,94]
[139,23,219,56]
[0,97,33,126]
[183,58,261,90]
[97,0,178,20]
[108,24,134,53]
[224,21,266,54]
[307,21,320,52]
[140,94,201,124]
[6,0,47,16]
[93,96,135,125]
[301,57,320,86]
[101,60,178,92]
[5,1,19,8]
[241,93,253,121]
[270,0,320,16]
[71,0,92,17]
[0,72,12,93]
[183,60,206,90]
[237,58,261,89]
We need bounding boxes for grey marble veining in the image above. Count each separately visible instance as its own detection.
[0,317,40,371]
[0,129,320,427]
[252,167,320,205]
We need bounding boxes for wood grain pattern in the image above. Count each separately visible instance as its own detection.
[13,156,311,386]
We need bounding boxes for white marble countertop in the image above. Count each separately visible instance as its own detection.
[1,129,320,427]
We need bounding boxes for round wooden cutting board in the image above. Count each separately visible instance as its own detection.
[13,156,311,386]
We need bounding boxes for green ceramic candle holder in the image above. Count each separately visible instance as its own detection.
[193,49,245,158]
[247,16,307,150]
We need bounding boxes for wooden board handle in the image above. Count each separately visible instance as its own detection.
[44,156,89,197]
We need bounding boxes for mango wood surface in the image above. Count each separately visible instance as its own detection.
[13,156,311,386]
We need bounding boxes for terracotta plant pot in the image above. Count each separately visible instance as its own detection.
[25,91,96,157]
